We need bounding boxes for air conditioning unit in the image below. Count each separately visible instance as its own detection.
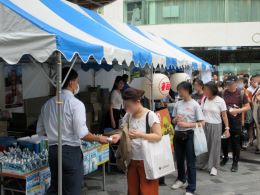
[163,6,179,18]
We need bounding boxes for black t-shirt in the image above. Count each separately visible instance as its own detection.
[223,89,249,130]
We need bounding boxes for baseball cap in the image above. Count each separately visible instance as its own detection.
[225,75,238,84]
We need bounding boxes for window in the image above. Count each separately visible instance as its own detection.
[124,0,143,25]
[123,0,260,25]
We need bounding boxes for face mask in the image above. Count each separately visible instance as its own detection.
[237,83,244,90]
[218,87,223,92]
[74,84,80,95]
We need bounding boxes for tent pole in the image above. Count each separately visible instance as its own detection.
[150,66,154,111]
[56,52,63,195]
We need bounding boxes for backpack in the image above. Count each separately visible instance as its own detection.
[115,114,131,173]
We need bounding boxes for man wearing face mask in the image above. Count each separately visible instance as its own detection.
[37,67,109,195]
[221,75,250,172]
[237,78,246,91]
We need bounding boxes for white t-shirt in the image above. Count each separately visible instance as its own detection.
[121,111,160,160]
[172,99,204,131]
[110,90,123,110]
[202,96,227,124]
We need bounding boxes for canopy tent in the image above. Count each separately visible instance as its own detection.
[127,26,212,72]
[0,0,212,194]
[0,0,211,70]
[67,0,116,9]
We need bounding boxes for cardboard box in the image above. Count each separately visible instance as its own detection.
[0,131,7,137]
[93,103,101,122]
[87,87,101,104]
[100,88,110,103]
[97,144,109,166]
[39,168,51,194]
[86,112,93,129]
[79,91,99,104]
[83,148,98,175]
[0,121,8,137]
[0,121,8,131]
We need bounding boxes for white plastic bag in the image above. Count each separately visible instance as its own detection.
[193,124,208,156]
[142,134,175,180]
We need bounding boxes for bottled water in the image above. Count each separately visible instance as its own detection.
[81,137,101,152]
[0,147,48,174]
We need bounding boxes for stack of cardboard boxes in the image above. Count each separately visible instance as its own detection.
[0,121,8,137]
[79,86,110,134]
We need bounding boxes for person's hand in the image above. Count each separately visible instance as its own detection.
[111,119,116,129]
[224,130,230,138]
[97,136,109,144]
[129,129,144,139]
[176,115,184,122]
[111,134,121,144]
[229,108,240,116]
[177,121,190,128]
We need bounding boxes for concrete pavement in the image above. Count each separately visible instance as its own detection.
[84,161,260,195]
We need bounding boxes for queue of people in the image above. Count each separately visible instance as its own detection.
[170,73,259,195]
[37,67,259,195]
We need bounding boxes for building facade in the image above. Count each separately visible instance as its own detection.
[103,0,260,77]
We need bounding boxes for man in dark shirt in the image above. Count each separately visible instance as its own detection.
[221,75,250,172]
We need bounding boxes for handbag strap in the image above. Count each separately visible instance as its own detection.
[124,113,130,130]
[252,86,259,97]
[146,111,151,134]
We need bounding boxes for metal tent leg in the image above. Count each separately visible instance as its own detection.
[56,52,63,195]
[150,67,154,111]
[102,163,106,191]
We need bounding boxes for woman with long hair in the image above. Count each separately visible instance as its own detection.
[111,88,162,195]
[192,79,205,105]
[110,76,125,129]
[198,81,230,176]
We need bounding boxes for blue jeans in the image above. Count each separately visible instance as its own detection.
[174,130,196,193]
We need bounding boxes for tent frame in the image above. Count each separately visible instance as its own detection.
[56,53,63,195]
[17,53,158,195]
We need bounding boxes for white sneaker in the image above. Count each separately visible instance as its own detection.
[210,167,218,176]
[185,192,194,195]
[171,180,185,190]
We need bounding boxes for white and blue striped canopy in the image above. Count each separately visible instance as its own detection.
[0,0,211,70]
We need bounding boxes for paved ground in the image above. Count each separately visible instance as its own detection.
[240,140,260,164]
[83,161,260,195]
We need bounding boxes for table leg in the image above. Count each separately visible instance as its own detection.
[102,163,106,191]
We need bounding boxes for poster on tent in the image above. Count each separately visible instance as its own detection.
[155,108,174,150]
[4,65,23,108]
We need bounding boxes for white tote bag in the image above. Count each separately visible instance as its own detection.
[142,134,175,180]
[193,124,208,156]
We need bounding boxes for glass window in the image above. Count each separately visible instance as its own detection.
[123,0,260,25]
[219,63,260,79]
[124,0,143,25]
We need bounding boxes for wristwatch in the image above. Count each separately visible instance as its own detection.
[225,127,230,130]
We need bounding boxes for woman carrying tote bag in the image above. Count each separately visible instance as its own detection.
[111,88,162,195]
[171,81,204,195]
[198,81,230,176]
